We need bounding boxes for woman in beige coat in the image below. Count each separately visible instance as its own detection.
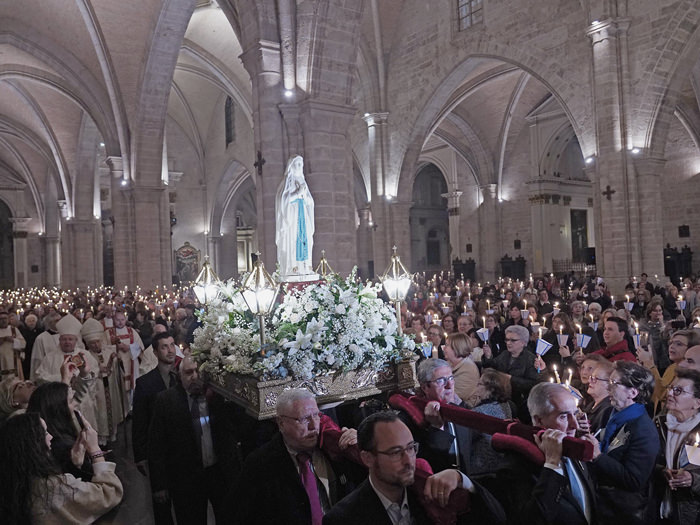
[0,412,122,524]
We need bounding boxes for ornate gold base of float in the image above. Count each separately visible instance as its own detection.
[206,358,418,420]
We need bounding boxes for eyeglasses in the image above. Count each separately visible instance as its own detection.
[608,379,629,388]
[505,338,521,343]
[589,375,609,385]
[427,375,454,386]
[375,441,420,460]
[667,386,693,397]
[279,412,321,426]
[669,340,689,348]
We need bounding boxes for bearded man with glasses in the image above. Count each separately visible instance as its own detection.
[324,411,505,525]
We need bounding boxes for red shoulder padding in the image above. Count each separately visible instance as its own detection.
[318,414,363,465]
[491,433,545,465]
[411,459,470,525]
[389,392,427,428]
[410,396,512,435]
[504,422,593,462]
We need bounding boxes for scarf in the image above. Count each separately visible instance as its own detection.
[665,411,700,469]
[660,411,700,518]
[601,402,646,453]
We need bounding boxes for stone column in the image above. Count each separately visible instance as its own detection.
[442,191,463,261]
[391,200,413,274]
[633,156,666,277]
[587,18,650,292]
[240,41,287,271]
[356,206,373,279]
[298,99,358,275]
[478,184,500,283]
[108,156,171,287]
[10,218,30,288]
[62,218,103,288]
[363,112,392,273]
[42,235,60,287]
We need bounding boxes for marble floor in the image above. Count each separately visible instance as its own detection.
[95,418,216,525]
[97,418,156,525]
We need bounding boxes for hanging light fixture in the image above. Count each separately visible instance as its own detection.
[240,254,279,347]
[315,250,334,278]
[380,246,413,336]
[192,256,220,305]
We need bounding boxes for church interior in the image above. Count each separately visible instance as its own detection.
[0,0,698,291]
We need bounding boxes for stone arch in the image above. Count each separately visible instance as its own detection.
[210,159,253,235]
[131,0,197,184]
[0,198,14,288]
[634,3,700,156]
[395,51,592,203]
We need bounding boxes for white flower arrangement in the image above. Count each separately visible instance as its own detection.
[192,268,415,381]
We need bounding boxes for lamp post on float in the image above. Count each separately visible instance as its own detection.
[192,256,220,306]
[380,246,413,336]
[241,253,279,348]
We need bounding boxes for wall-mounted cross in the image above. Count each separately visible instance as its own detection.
[602,185,616,200]
[254,150,266,177]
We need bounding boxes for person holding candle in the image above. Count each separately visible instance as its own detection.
[580,359,614,435]
[482,325,540,423]
[593,317,637,363]
[582,361,659,525]
[653,368,700,524]
[640,299,672,374]
[637,329,700,415]
[443,332,480,402]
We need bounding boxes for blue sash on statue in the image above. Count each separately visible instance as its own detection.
[294,198,308,262]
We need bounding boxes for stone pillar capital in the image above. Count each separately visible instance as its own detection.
[479,184,498,200]
[586,18,630,44]
[9,217,31,231]
[106,156,124,176]
[362,112,389,127]
[631,155,667,175]
[239,40,282,77]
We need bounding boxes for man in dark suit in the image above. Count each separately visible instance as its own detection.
[406,358,472,474]
[148,356,242,525]
[497,382,596,525]
[233,388,364,525]
[324,411,504,525]
[133,331,178,467]
[132,331,177,525]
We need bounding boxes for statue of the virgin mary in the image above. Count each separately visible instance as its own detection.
[275,155,318,282]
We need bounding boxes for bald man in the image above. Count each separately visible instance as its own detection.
[678,346,700,372]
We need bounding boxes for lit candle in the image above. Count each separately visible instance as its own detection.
[566,368,573,386]
[420,331,424,343]
[625,295,630,302]
[552,364,561,384]
[524,300,527,309]
[576,323,582,334]
[487,300,490,309]
[695,433,700,447]
[483,316,486,328]
[635,322,639,335]
[679,295,684,302]
[538,327,543,339]
[444,332,448,339]
[559,325,563,335]
[589,314,594,322]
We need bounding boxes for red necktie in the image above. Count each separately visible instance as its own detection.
[297,452,323,525]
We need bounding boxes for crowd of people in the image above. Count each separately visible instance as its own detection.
[0,271,699,524]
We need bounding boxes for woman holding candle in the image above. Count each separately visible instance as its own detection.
[583,361,659,525]
[537,312,577,371]
[640,300,673,374]
[653,368,700,524]
[581,359,614,435]
[442,332,480,402]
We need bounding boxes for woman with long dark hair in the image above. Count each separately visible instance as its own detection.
[28,382,91,479]
[0,412,122,524]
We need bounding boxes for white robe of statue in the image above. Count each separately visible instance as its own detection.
[276,155,318,281]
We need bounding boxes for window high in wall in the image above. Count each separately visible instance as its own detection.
[458,0,483,30]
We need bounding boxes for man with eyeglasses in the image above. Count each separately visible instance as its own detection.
[234,388,363,525]
[638,329,700,413]
[498,382,597,525]
[410,358,473,475]
[482,325,540,420]
[324,411,505,525]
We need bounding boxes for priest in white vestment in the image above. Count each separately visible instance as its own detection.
[30,312,85,381]
[0,310,26,378]
[35,314,99,430]
[81,318,125,444]
[104,311,144,409]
